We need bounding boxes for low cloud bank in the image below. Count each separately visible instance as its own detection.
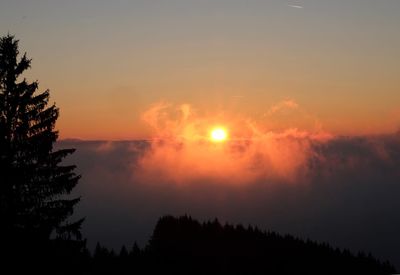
[59,131,400,267]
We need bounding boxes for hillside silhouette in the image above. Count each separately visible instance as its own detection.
[88,215,396,275]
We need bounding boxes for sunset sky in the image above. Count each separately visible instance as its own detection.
[1,0,399,139]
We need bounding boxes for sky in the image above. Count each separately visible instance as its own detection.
[1,0,400,139]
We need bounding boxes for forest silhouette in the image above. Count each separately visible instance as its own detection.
[0,34,397,274]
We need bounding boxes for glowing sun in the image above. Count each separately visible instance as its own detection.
[210,127,228,142]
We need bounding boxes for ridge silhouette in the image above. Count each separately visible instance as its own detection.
[88,215,396,275]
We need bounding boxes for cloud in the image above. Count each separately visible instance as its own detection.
[266,99,299,116]
[287,4,304,9]
[263,99,325,135]
[134,101,331,185]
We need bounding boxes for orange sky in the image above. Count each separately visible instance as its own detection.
[1,1,399,139]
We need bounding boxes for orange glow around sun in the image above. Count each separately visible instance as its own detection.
[210,127,228,142]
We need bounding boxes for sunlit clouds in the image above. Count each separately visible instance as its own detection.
[266,99,299,116]
[135,101,331,185]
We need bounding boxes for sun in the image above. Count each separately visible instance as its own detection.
[210,127,228,142]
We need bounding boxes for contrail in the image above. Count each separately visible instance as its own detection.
[288,4,304,9]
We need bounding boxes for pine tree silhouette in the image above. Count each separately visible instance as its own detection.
[0,34,84,271]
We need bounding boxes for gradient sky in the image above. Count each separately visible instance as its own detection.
[1,0,399,139]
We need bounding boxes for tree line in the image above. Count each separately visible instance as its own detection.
[85,215,396,275]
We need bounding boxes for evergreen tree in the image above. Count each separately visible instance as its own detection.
[130,242,141,257]
[119,245,129,258]
[0,34,83,248]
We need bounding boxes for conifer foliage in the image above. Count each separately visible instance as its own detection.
[0,34,83,246]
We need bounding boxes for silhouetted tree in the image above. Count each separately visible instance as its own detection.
[94,242,112,261]
[0,34,83,269]
[130,242,141,257]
